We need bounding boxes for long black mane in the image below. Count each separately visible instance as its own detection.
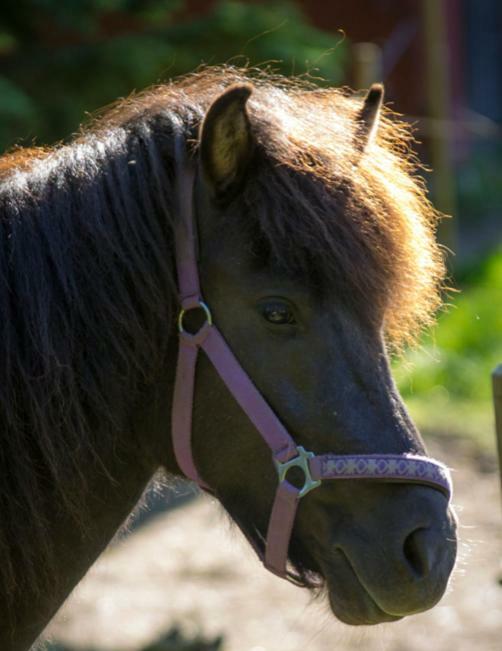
[0,116,182,601]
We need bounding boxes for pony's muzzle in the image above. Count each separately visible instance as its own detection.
[317,484,457,623]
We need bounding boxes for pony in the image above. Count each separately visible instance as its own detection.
[0,66,457,650]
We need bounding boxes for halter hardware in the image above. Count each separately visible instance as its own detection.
[275,446,321,498]
[177,300,213,334]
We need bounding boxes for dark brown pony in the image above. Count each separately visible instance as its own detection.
[0,67,456,650]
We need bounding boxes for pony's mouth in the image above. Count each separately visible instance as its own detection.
[314,548,403,625]
[233,515,400,625]
[282,537,401,625]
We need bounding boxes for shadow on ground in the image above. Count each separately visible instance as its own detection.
[46,626,223,651]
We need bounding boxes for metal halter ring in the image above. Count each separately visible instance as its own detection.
[274,446,322,498]
[177,300,213,334]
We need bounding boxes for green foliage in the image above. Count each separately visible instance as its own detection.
[0,75,37,120]
[0,0,346,150]
[394,247,502,447]
[180,1,345,78]
[456,144,502,221]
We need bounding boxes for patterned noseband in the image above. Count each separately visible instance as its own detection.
[171,152,452,580]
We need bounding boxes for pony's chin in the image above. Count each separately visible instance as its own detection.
[287,556,401,625]
[327,588,403,626]
[310,554,404,625]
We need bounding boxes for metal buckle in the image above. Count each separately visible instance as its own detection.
[274,446,321,498]
[177,300,213,334]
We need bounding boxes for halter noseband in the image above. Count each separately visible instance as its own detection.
[171,157,452,580]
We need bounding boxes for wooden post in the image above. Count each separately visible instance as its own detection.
[492,364,502,503]
[421,0,457,254]
[352,42,383,90]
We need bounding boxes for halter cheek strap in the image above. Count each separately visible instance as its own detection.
[171,162,452,580]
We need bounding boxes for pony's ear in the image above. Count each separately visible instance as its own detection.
[199,84,254,199]
[355,83,384,152]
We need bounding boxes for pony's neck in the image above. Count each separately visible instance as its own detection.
[4,433,158,651]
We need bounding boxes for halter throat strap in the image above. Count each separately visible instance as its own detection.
[171,157,452,580]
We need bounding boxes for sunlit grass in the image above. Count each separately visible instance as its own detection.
[394,246,502,452]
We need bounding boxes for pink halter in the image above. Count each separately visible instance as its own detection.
[171,159,452,580]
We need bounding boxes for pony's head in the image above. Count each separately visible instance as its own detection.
[163,73,456,624]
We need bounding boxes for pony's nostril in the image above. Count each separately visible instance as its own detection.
[403,527,433,578]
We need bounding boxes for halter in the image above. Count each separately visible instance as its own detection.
[171,156,452,580]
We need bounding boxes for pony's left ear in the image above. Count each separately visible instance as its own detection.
[355,83,384,152]
[199,83,254,199]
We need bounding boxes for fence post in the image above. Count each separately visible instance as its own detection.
[493,364,502,504]
[421,0,457,254]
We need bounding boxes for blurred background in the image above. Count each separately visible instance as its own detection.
[0,2,500,650]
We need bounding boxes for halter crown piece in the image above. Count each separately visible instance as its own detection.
[171,152,452,580]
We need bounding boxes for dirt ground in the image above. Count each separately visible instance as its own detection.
[44,439,502,651]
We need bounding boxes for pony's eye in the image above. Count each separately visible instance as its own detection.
[260,301,296,326]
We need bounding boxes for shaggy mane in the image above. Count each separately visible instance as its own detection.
[0,65,444,611]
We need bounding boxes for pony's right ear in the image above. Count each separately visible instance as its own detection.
[355,83,384,152]
[199,84,254,199]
